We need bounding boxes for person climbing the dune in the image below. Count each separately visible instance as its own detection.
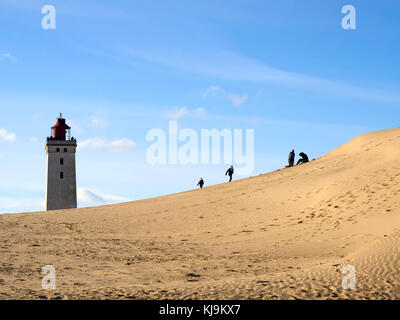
[287,149,295,167]
[296,152,309,165]
[197,177,204,189]
[225,165,234,182]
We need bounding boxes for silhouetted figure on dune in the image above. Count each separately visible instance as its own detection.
[197,178,204,189]
[286,149,295,167]
[297,152,309,165]
[225,165,234,182]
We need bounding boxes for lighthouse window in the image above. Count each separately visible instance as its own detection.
[57,148,60,152]
[60,172,64,179]
[60,158,64,165]
[64,148,67,152]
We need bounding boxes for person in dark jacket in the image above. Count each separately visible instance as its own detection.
[287,149,295,167]
[225,165,234,182]
[197,178,204,189]
[296,152,309,165]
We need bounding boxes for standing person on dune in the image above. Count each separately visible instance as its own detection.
[287,149,295,167]
[225,165,234,182]
[197,178,204,189]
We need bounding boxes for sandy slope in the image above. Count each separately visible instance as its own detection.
[1,128,400,300]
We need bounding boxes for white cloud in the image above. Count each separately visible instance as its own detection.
[0,53,18,64]
[0,189,132,214]
[193,107,207,117]
[79,137,135,152]
[113,48,400,103]
[165,106,207,119]
[165,106,189,119]
[227,93,248,106]
[203,86,248,106]
[203,86,222,96]
[0,128,16,141]
[0,197,44,214]
[77,188,131,207]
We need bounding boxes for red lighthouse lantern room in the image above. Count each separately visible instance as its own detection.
[51,113,71,140]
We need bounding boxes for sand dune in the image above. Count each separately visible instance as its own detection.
[1,128,400,299]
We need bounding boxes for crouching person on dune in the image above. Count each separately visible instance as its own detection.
[296,152,309,165]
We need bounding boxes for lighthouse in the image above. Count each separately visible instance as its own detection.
[45,113,77,210]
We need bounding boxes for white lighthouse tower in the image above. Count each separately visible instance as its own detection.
[45,113,77,211]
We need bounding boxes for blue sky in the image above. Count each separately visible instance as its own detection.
[1,0,399,213]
